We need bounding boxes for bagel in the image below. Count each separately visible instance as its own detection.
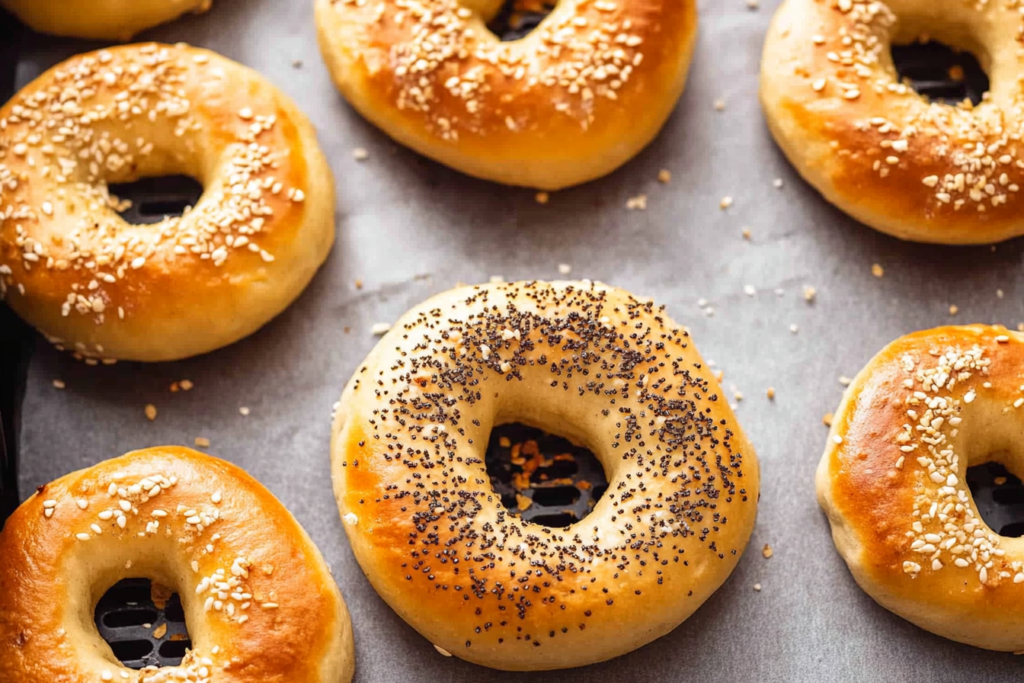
[761,0,1024,244]
[818,325,1024,651]
[331,280,759,670]
[314,0,697,189]
[0,446,355,682]
[0,0,213,41]
[0,43,335,363]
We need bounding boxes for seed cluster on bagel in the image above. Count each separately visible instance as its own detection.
[818,326,1024,651]
[315,0,698,189]
[331,280,759,670]
[0,43,335,362]
[0,447,355,683]
[761,0,1024,244]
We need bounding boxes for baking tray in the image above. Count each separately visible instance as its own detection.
[5,0,1024,680]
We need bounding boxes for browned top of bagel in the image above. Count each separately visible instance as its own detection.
[0,43,335,362]
[761,0,1024,244]
[0,446,353,683]
[818,325,1024,650]
[315,0,697,188]
[332,280,759,670]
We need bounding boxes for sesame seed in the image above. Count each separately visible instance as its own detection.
[239,406,250,416]
[145,404,157,421]
[76,533,91,542]
[371,322,391,336]
[52,379,65,389]
[626,194,647,210]
[353,148,369,161]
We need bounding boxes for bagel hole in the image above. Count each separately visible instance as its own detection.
[486,423,607,528]
[107,175,204,225]
[892,40,989,106]
[966,461,1024,538]
[487,0,556,41]
[94,578,193,670]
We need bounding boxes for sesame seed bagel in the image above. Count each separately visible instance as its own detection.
[331,280,759,670]
[314,0,697,189]
[0,446,355,683]
[761,0,1024,244]
[818,325,1024,651]
[1,0,213,40]
[0,43,335,363]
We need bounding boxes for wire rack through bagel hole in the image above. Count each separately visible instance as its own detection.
[488,0,556,41]
[486,424,608,527]
[95,579,192,669]
[891,41,989,106]
[967,461,1024,538]
[108,175,204,225]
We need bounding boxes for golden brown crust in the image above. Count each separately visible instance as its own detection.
[818,325,1024,650]
[761,0,1024,244]
[0,0,213,40]
[0,44,335,362]
[315,0,697,189]
[0,446,354,683]
[331,280,759,670]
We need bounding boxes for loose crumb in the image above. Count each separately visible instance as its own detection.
[823,412,834,427]
[746,0,759,8]
[292,59,303,68]
[144,404,157,421]
[996,476,1008,486]
[499,436,511,448]
[657,169,672,184]
[626,194,647,210]
[720,196,733,210]
[803,285,817,302]
[753,583,762,591]
[767,387,775,400]
[558,263,572,275]
[353,148,369,161]
[871,263,884,278]
[997,289,1005,299]
[194,437,211,448]
[839,376,852,386]
[180,380,194,391]
[742,228,752,240]
[52,379,65,389]
[762,543,773,559]
[949,305,959,315]
[152,623,167,639]
[535,191,549,205]
[239,407,250,416]
[714,98,726,111]
[371,322,392,336]
[355,279,363,289]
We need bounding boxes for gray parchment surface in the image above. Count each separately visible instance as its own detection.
[13,1,1024,680]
